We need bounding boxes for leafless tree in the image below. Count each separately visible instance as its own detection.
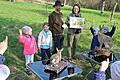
[109,2,118,22]
[100,0,106,14]
[63,0,67,5]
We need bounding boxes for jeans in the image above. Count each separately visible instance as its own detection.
[53,35,64,54]
[25,54,34,69]
[41,48,51,60]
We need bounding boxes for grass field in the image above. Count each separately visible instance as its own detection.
[0,1,120,80]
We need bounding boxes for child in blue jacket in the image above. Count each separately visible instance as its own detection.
[90,27,100,50]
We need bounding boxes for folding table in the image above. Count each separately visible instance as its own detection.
[27,60,83,80]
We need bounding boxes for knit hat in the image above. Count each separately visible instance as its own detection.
[93,27,100,33]
[0,64,10,80]
[111,61,120,80]
[22,26,32,34]
[101,26,109,32]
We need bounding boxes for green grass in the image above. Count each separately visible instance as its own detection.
[0,1,120,80]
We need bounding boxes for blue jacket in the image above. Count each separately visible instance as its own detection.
[104,25,116,37]
[90,27,100,50]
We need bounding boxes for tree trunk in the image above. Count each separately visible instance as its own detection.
[46,0,49,16]
[100,0,105,14]
[64,0,67,5]
[109,3,118,22]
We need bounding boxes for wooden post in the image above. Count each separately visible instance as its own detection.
[109,3,118,22]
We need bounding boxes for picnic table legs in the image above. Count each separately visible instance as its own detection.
[83,59,97,80]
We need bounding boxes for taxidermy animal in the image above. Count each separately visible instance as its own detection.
[50,48,63,66]
[98,33,112,49]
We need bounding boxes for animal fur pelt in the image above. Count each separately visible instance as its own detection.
[50,48,63,66]
[94,48,111,62]
[94,48,111,57]
[98,33,112,49]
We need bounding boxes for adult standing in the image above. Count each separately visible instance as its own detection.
[48,0,64,54]
[66,4,82,59]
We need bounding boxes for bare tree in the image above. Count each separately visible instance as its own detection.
[109,2,118,22]
[100,0,106,14]
[63,0,67,5]
[9,0,16,2]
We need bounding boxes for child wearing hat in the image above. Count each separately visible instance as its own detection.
[90,26,100,51]
[100,25,116,37]
[38,22,52,60]
[98,25,116,50]
[18,26,38,75]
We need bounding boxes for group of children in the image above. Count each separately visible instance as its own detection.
[18,22,116,76]
[18,22,52,75]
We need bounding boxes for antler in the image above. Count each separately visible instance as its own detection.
[0,36,8,55]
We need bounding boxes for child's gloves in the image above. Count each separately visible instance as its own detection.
[99,58,109,72]
[19,29,22,35]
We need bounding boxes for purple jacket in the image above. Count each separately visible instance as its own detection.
[93,71,106,80]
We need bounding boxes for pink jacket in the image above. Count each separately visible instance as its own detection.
[18,35,38,55]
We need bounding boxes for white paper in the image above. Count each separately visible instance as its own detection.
[70,17,85,29]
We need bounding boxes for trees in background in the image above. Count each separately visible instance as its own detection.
[7,0,120,12]
[109,2,118,22]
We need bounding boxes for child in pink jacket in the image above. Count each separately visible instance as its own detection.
[18,26,38,75]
